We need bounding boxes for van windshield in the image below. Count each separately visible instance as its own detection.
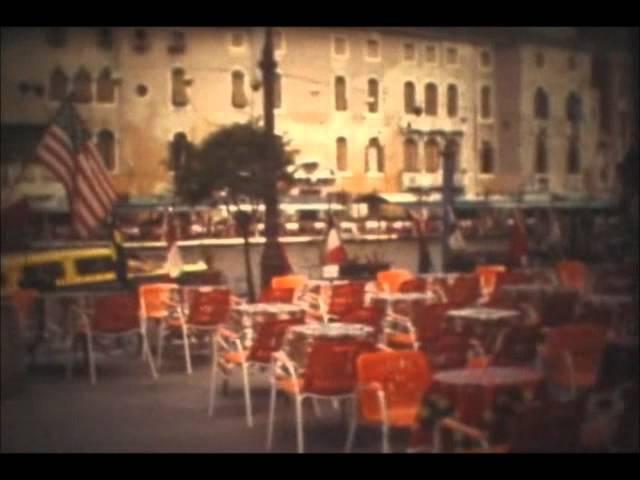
[75,256,115,275]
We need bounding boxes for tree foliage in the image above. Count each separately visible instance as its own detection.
[174,122,296,206]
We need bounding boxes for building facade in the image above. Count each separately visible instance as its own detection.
[1,27,635,208]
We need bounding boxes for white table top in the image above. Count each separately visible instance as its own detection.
[370,291,436,302]
[232,302,304,314]
[584,294,633,305]
[288,322,373,338]
[447,306,521,322]
[434,366,543,387]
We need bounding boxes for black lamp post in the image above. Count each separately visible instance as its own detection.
[259,27,291,289]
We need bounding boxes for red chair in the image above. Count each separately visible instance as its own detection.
[215,314,303,427]
[326,281,367,320]
[73,292,158,384]
[399,277,427,293]
[543,324,609,397]
[345,350,432,453]
[445,274,481,307]
[139,283,191,374]
[340,306,386,339]
[430,334,474,371]
[377,269,414,293]
[267,338,373,453]
[556,260,590,293]
[385,302,454,352]
[476,265,506,299]
[539,290,580,327]
[259,287,295,303]
[492,325,542,367]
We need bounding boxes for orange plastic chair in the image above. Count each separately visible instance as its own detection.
[341,306,386,339]
[385,302,454,351]
[259,287,295,303]
[399,277,427,293]
[543,323,608,397]
[476,265,507,298]
[73,292,158,384]
[271,274,308,293]
[138,283,191,374]
[376,269,414,293]
[345,350,432,453]
[214,314,303,426]
[267,338,374,453]
[555,260,590,293]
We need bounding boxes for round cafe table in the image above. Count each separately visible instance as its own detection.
[230,302,305,348]
[445,306,521,353]
[282,322,374,372]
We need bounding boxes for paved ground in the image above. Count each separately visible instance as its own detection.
[1,348,402,453]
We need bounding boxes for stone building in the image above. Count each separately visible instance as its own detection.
[0,27,635,209]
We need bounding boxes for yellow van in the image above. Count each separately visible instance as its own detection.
[1,246,209,293]
[1,247,118,292]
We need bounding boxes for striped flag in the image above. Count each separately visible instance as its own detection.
[34,99,117,238]
[324,214,348,265]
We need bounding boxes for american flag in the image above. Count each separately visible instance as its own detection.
[34,100,117,238]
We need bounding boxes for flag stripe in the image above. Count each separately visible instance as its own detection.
[34,100,117,239]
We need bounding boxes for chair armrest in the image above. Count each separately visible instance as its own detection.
[271,350,298,380]
[231,295,245,306]
[217,327,239,340]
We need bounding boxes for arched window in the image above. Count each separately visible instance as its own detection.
[274,71,282,109]
[480,86,492,119]
[96,67,116,104]
[567,136,580,174]
[231,70,248,109]
[404,81,416,114]
[424,139,441,173]
[73,68,92,103]
[367,78,379,113]
[169,132,189,172]
[425,83,438,116]
[366,138,383,173]
[335,76,348,111]
[566,91,582,126]
[535,129,548,174]
[480,141,494,174]
[97,130,116,172]
[336,137,348,172]
[172,68,189,107]
[404,138,419,172]
[447,84,458,118]
[49,68,68,102]
[534,88,549,120]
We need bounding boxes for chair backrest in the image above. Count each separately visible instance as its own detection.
[376,269,414,293]
[247,316,304,364]
[271,274,307,292]
[399,277,427,293]
[445,274,481,306]
[328,281,367,317]
[555,260,589,293]
[475,264,507,296]
[92,292,141,333]
[340,306,385,337]
[303,339,374,395]
[545,324,608,356]
[259,286,295,303]
[186,287,231,327]
[356,350,431,423]
[139,283,178,319]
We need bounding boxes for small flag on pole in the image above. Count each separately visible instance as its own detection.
[324,214,348,266]
[34,99,117,239]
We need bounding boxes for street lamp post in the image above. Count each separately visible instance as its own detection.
[259,27,291,289]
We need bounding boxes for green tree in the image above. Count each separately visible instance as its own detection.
[174,122,295,301]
